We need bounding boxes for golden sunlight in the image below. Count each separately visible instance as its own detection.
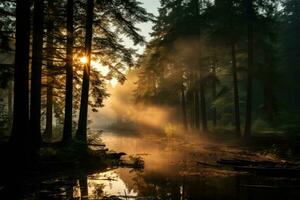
[79,56,88,64]
[90,60,119,87]
[91,61,110,76]
[110,78,118,88]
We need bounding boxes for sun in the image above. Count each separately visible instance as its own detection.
[77,58,120,88]
[80,56,88,64]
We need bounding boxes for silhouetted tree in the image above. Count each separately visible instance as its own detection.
[30,0,44,146]
[208,0,244,135]
[76,0,94,143]
[76,0,152,143]
[63,0,74,142]
[280,0,300,109]
[10,0,31,159]
[44,0,55,139]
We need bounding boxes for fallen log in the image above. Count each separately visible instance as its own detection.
[87,143,106,147]
[217,158,298,167]
[233,166,300,177]
[197,161,220,168]
[240,184,300,189]
[106,152,127,160]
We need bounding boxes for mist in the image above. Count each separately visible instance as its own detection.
[89,69,179,134]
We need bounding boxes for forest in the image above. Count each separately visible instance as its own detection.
[0,0,300,199]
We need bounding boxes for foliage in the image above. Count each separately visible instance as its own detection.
[135,0,294,135]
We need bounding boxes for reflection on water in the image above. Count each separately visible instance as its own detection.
[88,170,138,199]
[18,132,300,199]
[84,168,238,200]
[77,133,300,199]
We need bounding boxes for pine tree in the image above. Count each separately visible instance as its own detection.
[76,0,94,143]
[30,0,44,146]
[44,0,55,139]
[10,0,31,160]
[63,0,74,142]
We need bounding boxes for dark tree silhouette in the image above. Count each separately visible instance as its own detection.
[10,0,31,159]
[231,44,241,136]
[44,0,55,139]
[181,82,188,129]
[63,0,74,142]
[244,0,254,138]
[30,0,44,146]
[200,79,208,132]
[76,0,94,143]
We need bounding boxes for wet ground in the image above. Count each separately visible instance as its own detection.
[10,131,300,199]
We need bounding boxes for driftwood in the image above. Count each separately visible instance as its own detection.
[234,166,300,176]
[240,184,300,189]
[217,158,300,177]
[106,152,127,160]
[218,158,298,167]
[197,161,220,168]
[87,143,106,147]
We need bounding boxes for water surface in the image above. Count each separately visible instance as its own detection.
[19,132,300,199]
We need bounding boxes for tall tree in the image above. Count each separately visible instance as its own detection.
[200,78,208,131]
[30,0,44,146]
[280,0,300,109]
[135,0,209,130]
[231,44,241,135]
[75,0,151,141]
[194,91,200,130]
[181,82,188,129]
[229,0,241,136]
[211,63,217,127]
[244,0,254,138]
[254,1,279,124]
[44,0,55,139]
[63,0,74,142]
[76,0,94,142]
[7,80,13,132]
[10,0,31,158]
[210,0,242,136]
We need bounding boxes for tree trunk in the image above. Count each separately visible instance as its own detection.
[44,0,54,140]
[181,83,188,130]
[189,73,195,129]
[7,80,13,133]
[263,82,276,124]
[244,0,254,138]
[190,90,195,129]
[63,0,74,143]
[76,0,94,143]
[194,91,200,130]
[200,78,208,132]
[79,177,88,198]
[30,0,44,147]
[212,65,217,127]
[44,76,53,140]
[10,0,31,160]
[231,44,241,136]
